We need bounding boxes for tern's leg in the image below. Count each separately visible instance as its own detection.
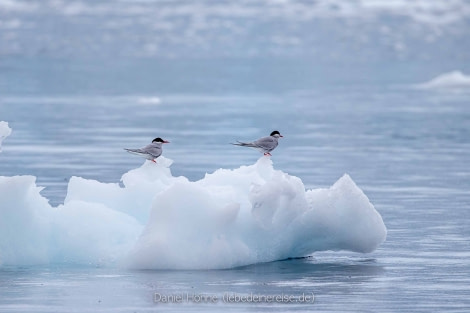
[151,159,156,163]
[264,152,272,156]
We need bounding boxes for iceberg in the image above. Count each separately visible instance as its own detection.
[0,159,387,269]
[128,159,387,269]
[0,122,387,269]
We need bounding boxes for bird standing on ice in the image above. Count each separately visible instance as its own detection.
[124,137,170,163]
[232,130,283,156]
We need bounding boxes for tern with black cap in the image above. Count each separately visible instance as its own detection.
[232,131,283,156]
[124,137,170,163]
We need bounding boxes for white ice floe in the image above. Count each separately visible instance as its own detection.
[416,71,470,90]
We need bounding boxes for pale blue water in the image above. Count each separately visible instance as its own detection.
[1,1,470,312]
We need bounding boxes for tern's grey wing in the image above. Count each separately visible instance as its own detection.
[124,148,144,154]
[232,140,257,147]
[253,136,277,151]
[124,148,152,159]
[141,142,163,158]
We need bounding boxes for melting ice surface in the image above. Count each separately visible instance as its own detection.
[0,123,386,269]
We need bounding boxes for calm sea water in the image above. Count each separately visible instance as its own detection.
[1,1,470,312]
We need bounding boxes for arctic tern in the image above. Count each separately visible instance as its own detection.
[124,137,170,163]
[232,131,283,156]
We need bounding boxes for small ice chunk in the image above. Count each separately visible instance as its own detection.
[0,121,12,152]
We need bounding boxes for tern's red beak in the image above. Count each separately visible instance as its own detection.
[163,140,170,143]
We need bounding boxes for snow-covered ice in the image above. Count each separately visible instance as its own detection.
[0,122,386,269]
